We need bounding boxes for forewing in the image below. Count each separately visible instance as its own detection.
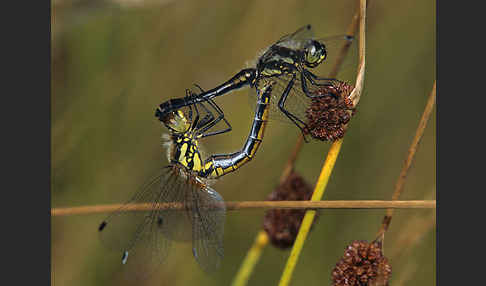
[97,166,194,279]
[156,167,197,242]
[275,24,315,49]
[97,167,174,279]
[247,76,321,127]
[98,168,168,251]
[313,34,358,80]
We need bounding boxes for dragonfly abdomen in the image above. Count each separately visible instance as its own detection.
[200,83,273,179]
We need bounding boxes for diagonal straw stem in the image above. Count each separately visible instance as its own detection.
[377,81,436,236]
[231,231,269,286]
[278,139,343,286]
[278,0,367,285]
[279,0,365,183]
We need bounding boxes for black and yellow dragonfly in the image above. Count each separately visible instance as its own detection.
[98,82,275,276]
[155,25,353,134]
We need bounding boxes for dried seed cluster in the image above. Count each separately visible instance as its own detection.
[331,240,392,286]
[263,171,315,249]
[305,80,356,141]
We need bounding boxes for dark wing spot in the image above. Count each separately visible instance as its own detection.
[157,217,164,227]
[345,35,354,41]
[98,221,107,232]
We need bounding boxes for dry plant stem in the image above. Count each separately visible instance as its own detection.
[278,1,367,285]
[348,1,366,106]
[378,81,436,235]
[51,200,436,216]
[231,230,269,286]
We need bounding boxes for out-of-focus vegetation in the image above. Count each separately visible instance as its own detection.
[51,0,435,285]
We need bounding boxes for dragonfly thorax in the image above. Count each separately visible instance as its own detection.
[171,133,205,173]
[256,45,305,78]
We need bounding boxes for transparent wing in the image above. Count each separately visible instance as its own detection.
[155,167,195,242]
[275,24,315,49]
[190,183,226,272]
[313,35,358,80]
[270,75,313,125]
[97,166,193,279]
[247,75,335,127]
[98,168,169,250]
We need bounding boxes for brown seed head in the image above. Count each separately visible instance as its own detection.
[305,80,356,141]
[331,240,392,286]
[263,171,316,249]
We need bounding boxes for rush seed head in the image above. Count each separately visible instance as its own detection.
[305,80,356,141]
[263,171,317,249]
[331,240,392,286]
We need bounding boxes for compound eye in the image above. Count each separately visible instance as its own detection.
[305,44,318,66]
[162,110,191,133]
[305,41,326,67]
[309,44,317,56]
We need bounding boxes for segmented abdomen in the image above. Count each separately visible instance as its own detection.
[200,83,273,179]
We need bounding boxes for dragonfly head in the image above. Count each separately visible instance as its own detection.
[303,40,327,68]
[160,109,191,135]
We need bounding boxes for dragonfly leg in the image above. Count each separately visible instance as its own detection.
[188,85,232,138]
[277,73,310,141]
[191,99,201,130]
[198,99,232,138]
[186,89,195,122]
[304,69,337,82]
[301,70,339,99]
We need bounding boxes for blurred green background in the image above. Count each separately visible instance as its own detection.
[51,0,436,285]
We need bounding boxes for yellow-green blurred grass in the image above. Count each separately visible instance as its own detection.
[51,0,435,285]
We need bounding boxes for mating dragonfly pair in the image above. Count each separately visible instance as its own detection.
[98,25,355,277]
[156,24,354,138]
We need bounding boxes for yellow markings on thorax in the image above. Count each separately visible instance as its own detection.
[175,132,207,173]
[261,68,282,76]
[178,143,190,167]
[193,152,202,171]
[282,57,294,64]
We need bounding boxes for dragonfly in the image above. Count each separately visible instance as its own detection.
[155,24,354,136]
[98,82,275,277]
